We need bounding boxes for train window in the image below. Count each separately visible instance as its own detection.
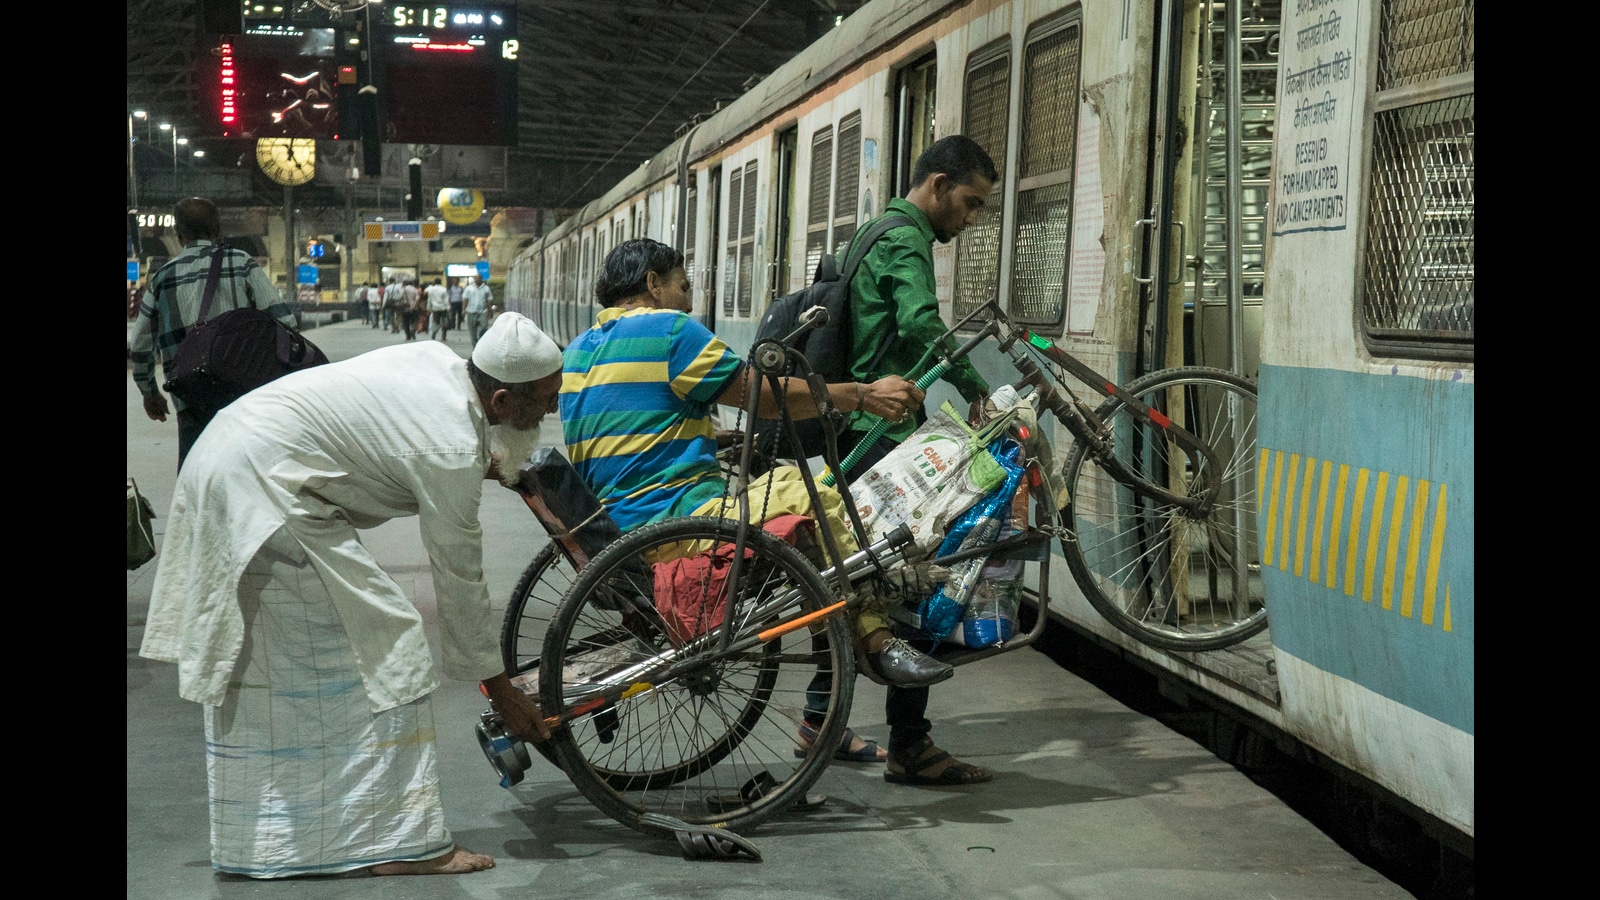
[1359,0,1474,360]
[582,231,595,310]
[806,126,835,281]
[1010,18,1083,327]
[954,43,1011,321]
[685,177,698,293]
[724,165,743,317]
[832,112,864,257]
[894,54,938,199]
[737,160,759,316]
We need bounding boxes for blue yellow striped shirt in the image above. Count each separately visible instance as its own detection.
[560,307,744,531]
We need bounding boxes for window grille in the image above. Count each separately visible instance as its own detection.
[805,126,834,281]
[685,179,698,293]
[1361,0,1473,358]
[1010,21,1082,326]
[725,166,742,316]
[832,112,863,257]
[737,160,759,316]
[954,49,1011,320]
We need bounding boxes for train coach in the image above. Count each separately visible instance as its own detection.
[503,0,1474,849]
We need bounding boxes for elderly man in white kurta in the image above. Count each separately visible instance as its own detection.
[140,312,563,879]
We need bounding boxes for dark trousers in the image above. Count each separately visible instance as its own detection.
[803,428,931,756]
[176,404,219,473]
[401,310,418,340]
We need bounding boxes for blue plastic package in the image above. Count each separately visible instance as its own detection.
[917,440,1024,642]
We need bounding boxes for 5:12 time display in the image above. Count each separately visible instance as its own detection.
[390,7,507,30]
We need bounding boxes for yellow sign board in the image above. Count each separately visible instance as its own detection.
[363,221,442,242]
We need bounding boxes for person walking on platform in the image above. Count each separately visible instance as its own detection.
[139,312,563,880]
[463,277,492,346]
[448,277,465,329]
[371,281,385,328]
[351,283,365,324]
[386,278,404,333]
[401,279,422,340]
[130,196,299,471]
[427,278,451,341]
[800,135,1000,786]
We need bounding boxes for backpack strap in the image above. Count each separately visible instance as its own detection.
[838,213,915,283]
[195,246,226,325]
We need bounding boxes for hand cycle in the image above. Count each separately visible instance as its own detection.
[493,300,1262,839]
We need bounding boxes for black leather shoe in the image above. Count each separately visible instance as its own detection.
[871,637,954,688]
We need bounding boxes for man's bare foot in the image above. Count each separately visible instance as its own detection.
[368,845,495,875]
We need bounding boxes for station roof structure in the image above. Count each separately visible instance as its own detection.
[127,0,864,210]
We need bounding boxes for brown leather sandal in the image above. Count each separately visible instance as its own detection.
[884,737,993,785]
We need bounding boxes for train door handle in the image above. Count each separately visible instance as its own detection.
[1133,218,1187,286]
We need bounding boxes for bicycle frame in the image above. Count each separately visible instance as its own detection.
[953,299,1227,517]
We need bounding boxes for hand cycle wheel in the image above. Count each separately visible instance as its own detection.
[500,543,582,768]
[1060,366,1266,651]
[540,516,854,837]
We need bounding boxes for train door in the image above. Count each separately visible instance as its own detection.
[771,126,798,299]
[893,52,937,200]
[1185,0,1282,379]
[704,165,722,332]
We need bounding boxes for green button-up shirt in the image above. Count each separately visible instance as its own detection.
[842,197,989,442]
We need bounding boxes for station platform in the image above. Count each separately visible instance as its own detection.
[126,318,1416,899]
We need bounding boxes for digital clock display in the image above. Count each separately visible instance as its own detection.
[374,6,519,146]
[389,7,510,32]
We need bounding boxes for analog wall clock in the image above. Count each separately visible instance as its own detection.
[256,138,318,186]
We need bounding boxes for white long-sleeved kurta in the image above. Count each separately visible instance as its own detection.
[140,341,504,712]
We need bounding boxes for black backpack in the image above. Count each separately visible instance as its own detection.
[748,213,913,460]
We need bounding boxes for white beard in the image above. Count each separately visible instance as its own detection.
[489,421,543,488]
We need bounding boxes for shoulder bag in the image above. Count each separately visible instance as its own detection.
[160,248,329,413]
[128,478,157,570]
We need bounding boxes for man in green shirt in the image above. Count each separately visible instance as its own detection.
[803,135,1000,785]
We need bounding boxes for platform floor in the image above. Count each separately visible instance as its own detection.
[127,318,1414,899]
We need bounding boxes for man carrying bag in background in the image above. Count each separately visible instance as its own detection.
[131,197,301,471]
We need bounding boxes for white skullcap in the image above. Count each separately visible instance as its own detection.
[471,312,562,383]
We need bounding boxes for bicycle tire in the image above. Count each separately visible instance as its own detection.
[541,516,854,837]
[500,543,582,768]
[1060,367,1267,651]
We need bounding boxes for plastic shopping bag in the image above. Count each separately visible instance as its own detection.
[850,402,1018,554]
[916,440,1026,643]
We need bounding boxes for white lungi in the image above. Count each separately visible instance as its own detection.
[205,528,454,877]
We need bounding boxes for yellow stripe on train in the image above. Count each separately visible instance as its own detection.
[1258,447,1452,632]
